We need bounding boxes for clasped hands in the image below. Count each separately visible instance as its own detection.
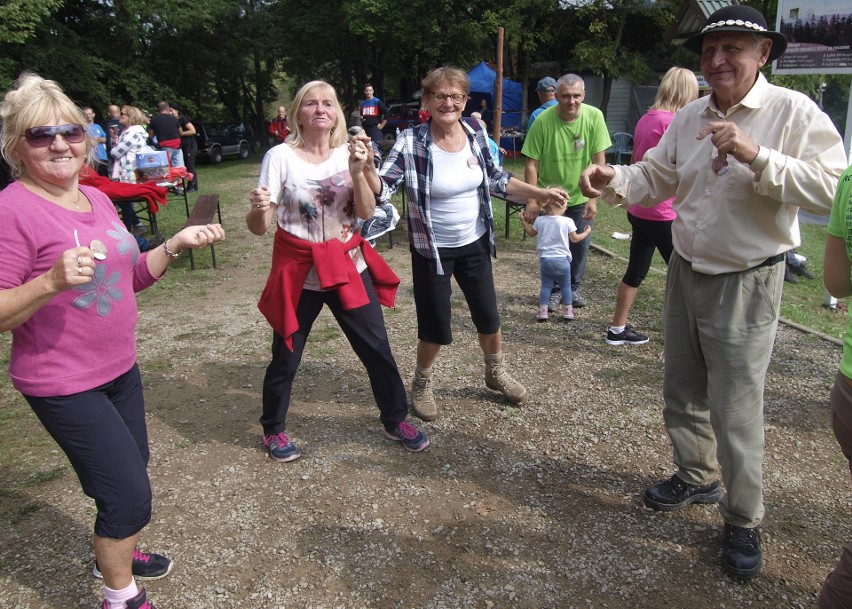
[348,132,374,172]
[579,121,760,197]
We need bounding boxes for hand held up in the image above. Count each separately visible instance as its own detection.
[249,186,271,212]
[171,224,226,252]
[47,247,96,291]
[579,165,615,198]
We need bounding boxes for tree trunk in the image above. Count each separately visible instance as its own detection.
[601,75,612,118]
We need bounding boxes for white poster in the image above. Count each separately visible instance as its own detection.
[774,0,852,75]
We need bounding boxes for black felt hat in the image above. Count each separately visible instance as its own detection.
[684,5,788,62]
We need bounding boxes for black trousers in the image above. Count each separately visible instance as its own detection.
[260,270,408,434]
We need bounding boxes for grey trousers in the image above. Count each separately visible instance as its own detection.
[662,252,783,528]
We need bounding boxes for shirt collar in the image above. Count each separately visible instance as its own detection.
[703,72,768,117]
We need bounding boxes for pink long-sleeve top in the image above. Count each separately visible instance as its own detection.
[0,182,160,396]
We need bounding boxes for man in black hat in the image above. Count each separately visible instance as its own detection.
[580,5,847,581]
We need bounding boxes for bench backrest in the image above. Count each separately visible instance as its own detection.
[184,194,220,228]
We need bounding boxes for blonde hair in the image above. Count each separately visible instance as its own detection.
[651,67,699,113]
[422,67,470,97]
[121,105,146,127]
[540,198,567,216]
[0,71,92,179]
[287,80,347,149]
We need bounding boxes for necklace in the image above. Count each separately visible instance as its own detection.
[25,181,84,210]
[301,146,331,165]
[432,129,465,153]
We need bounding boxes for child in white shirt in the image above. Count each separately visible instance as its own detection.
[521,201,591,321]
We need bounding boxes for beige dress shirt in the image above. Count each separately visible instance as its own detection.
[604,73,847,274]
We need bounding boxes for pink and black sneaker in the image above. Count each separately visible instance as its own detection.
[384,420,430,452]
[94,548,173,581]
[102,587,157,609]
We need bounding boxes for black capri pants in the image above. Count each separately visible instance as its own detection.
[411,233,501,345]
[622,213,674,288]
[24,364,152,539]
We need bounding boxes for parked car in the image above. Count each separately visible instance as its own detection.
[196,122,253,164]
[380,101,420,140]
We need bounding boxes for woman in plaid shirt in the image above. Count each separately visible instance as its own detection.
[359,66,568,422]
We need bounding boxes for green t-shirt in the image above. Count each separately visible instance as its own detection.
[827,165,852,378]
[521,103,612,206]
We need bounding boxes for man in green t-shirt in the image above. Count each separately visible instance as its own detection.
[522,74,611,307]
[823,164,852,608]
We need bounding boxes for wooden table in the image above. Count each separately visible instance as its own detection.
[489,190,527,239]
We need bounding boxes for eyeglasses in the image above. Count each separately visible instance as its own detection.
[432,93,468,104]
[21,124,86,148]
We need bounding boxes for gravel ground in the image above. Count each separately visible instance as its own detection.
[0,208,848,609]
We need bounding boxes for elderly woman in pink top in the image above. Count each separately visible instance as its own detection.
[605,67,698,346]
[0,72,224,609]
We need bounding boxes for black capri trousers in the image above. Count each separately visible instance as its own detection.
[25,364,152,539]
[411,233,501,345]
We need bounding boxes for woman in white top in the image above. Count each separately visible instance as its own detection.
[360,67,568,422]
[247,80,429,462]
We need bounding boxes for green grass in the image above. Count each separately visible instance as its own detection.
[499,157,847,341]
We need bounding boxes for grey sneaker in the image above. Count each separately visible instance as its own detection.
[484,354,527,404]
[572,292,587,308]
[411,370,438,421]
[548,290,561,312]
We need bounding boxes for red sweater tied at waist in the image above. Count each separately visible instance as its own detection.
[258,228,400,350]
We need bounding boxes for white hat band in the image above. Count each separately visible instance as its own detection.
[700,19,767,34]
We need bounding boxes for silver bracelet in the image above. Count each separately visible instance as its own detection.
[163,239,180,259]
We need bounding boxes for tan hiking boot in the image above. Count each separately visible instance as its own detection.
[485,354,528,404]
[411,369,438,421]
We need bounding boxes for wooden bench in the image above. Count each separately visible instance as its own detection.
[183,193,222,269]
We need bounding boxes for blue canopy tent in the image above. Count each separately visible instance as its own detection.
[466,62,524,156]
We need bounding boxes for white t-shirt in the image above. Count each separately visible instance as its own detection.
[533,215,577,261]
[428,141,486,248]
[258,143,365,290]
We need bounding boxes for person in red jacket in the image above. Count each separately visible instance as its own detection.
[268,105,289,145]
[248,80,430,462]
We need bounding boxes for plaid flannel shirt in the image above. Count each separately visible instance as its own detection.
[378,117,511,275]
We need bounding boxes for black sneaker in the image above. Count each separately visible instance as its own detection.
[572,292,587,308]
[643,474,723,511]
[721,524,762,580]
[94,548,173,580]
[606,324,649,345]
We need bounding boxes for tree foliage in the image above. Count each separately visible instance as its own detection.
[0,0,847,142]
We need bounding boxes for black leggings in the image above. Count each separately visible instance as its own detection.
[621,213,673,288]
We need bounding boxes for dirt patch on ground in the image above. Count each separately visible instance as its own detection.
[0,193,848,609]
